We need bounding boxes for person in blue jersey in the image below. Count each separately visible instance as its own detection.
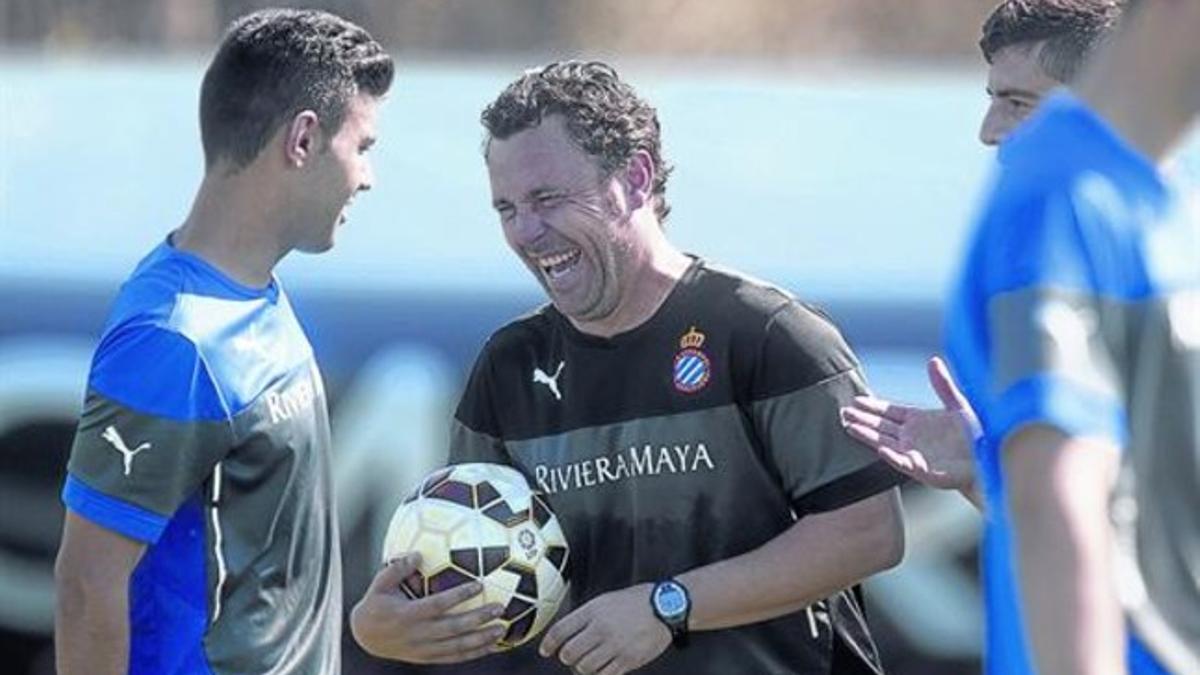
[841,0,1123,656]
[53,9,393,675]
[845,0,1200,672]
[844,0,1126,508]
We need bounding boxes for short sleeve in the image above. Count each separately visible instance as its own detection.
[449,345,509,465]
[746,303,904,515]
[63,325,234,543]
[971,176,1128,448]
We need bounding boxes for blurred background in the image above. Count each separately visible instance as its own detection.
[5,1,1192,674]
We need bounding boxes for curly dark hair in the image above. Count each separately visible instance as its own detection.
[200,8,394,170]
[481,60,674,222]
[980,0,1124,82]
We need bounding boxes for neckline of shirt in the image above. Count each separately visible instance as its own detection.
[161,235,281,302]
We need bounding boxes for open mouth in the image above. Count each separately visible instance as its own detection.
[537,248,582,280]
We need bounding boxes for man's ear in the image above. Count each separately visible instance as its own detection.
[621,149,655,212]
[283,110,321,168]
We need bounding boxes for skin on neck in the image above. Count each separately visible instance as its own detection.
[568,207,691,339]
[1074,0,1200,162]
[173,107,331,289]
[173,155,290,289]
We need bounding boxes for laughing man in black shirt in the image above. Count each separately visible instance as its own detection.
[353,61,906,675]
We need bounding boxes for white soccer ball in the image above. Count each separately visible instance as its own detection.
[381,462,571,648]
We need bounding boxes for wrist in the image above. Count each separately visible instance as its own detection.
[649,579,691,648]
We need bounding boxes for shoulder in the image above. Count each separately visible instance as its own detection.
[100,245,203,352]
[106,253,190,329]
[89,326,227,422]
[755,298,859,397]
[697,262,852,357]
[998,94,1162,228]
[693,262,859,394]
[90,258,226,421]
[99,250,196,363]
[692,261,794,318]
[976,102,1157,298]
[477,304,557,362]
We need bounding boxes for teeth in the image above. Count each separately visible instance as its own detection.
[537,250,579,269]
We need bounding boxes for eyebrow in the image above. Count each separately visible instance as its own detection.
[988,87,1040,101]
[492,183,573,211]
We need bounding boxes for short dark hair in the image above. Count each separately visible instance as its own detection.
[980,0,1123,82]
[199,8,393,170]
[481,60,673,222]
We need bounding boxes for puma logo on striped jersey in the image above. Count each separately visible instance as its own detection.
[101,425,151,477]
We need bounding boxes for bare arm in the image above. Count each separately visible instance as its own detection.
[55,511,146,675]
[681,488,904,629]
[1003,425,1124,675]
[540,489,904,674]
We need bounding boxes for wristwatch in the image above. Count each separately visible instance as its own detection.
[650,579,691,648]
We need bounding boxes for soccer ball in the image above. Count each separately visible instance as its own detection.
[381,462,571,649]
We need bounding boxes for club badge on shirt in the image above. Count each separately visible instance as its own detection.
[673,326,711,393]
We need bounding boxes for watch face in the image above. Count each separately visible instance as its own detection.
[655,583,688,618]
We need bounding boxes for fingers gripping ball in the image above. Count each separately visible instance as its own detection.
[382,463,571,649]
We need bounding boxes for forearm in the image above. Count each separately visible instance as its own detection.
[1005,427,1124,675]
[55,581,130,675]
[678,489,903,631]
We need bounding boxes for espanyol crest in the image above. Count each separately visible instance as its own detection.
[673,326,711,393]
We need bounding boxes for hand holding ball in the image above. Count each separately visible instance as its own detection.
[381,463,571,649]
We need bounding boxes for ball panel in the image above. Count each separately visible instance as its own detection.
[504,563,539,599]
[475,480,502,507]
[502,609,538,647]
[466,515,511,548]
[449,548,481,576]
[429,567,474,595]
[544,544,567,573]
[420,467,453,495]
[410,529,453,571]
[483,500,529,527]
[415,499,472,534]
[428,479,476,507]
[501,595,534,621]
[381,505,420,564]
[531,495,552,528]
[533,563,567,610]
[481,545,510,576]
[537,511,567,544]
[490,481,533,514]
